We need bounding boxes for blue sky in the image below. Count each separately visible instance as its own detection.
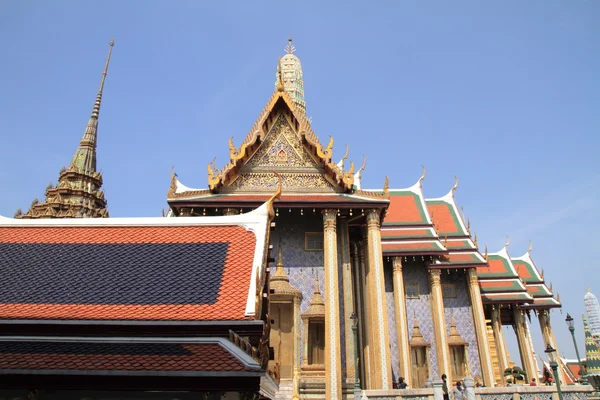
[0,1,598,366]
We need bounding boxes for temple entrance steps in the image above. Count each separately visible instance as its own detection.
[274,379,294,400]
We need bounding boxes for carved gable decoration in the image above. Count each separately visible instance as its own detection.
[225,113,337,193]
[207,91,356,194]
[246,114,318,168]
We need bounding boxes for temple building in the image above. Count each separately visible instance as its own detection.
[0,39,572,399]
[165,39,567,397]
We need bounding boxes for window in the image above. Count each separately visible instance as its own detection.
[405,283,420,299]
[442,283,457,298]
[308,321,325,365]
[305,232,323,251]
[450,345,466,379]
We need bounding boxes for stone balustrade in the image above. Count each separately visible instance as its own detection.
[359,384,596,400]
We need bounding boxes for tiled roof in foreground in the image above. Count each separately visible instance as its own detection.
[0,337,261,375]
[0,203,272,321]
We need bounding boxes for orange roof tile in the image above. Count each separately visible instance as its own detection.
[384,192,429,225]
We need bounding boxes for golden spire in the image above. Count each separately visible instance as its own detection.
[70,38,115,173]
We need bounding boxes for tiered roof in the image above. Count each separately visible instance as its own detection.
[381,177,446,256]
[512,251,560,309]
[17,40,114,220]
[425,183,487,268]
[476,246,532,304]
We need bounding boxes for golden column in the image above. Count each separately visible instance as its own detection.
[392,256,411,385]
[356,239,372,387]
[293,296,302,399]
[466,268,496,387]
[538,309,567,383]
[513,308,537,382]
[365,209,393,389]
[351,242,367,387]
[322,209,342,398]
[428,268,451,382]
[339,218,357,381]
[491,306,509,385]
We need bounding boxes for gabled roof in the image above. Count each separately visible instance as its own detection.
[204,90,356,193]
[0,202,273,321]
[477,247,532,304]
[512,252,560,309]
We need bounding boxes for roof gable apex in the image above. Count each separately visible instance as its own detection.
[205,91,355,194]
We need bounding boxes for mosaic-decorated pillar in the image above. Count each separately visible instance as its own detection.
[365,209,393,389]
[356,239,371,388]
[513,308,536,382]
[466,268,495,387]
[429,268,451,382]
[491,306,509,385]
[351,242,366,387]
[339,218,356,381]
[538,310,566,383]
[322,209,342,398]
[392,256,411,386]
[293,296,302,398]
[361,226,374,388]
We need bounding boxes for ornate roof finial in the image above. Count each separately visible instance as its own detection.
[383,176,390,198]
[266,171,283,218]
[528,240,533,253]
[358,155,367,174]
[466,218,471,234]
[505,236,510,248]
[285,37,296,54]
[473,232,478,247]
[484,245,488,260]
[337,144,350,169]
[419,165,426,188]
[451,175,459,197]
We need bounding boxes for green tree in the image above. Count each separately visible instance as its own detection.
[504,366,527,383]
